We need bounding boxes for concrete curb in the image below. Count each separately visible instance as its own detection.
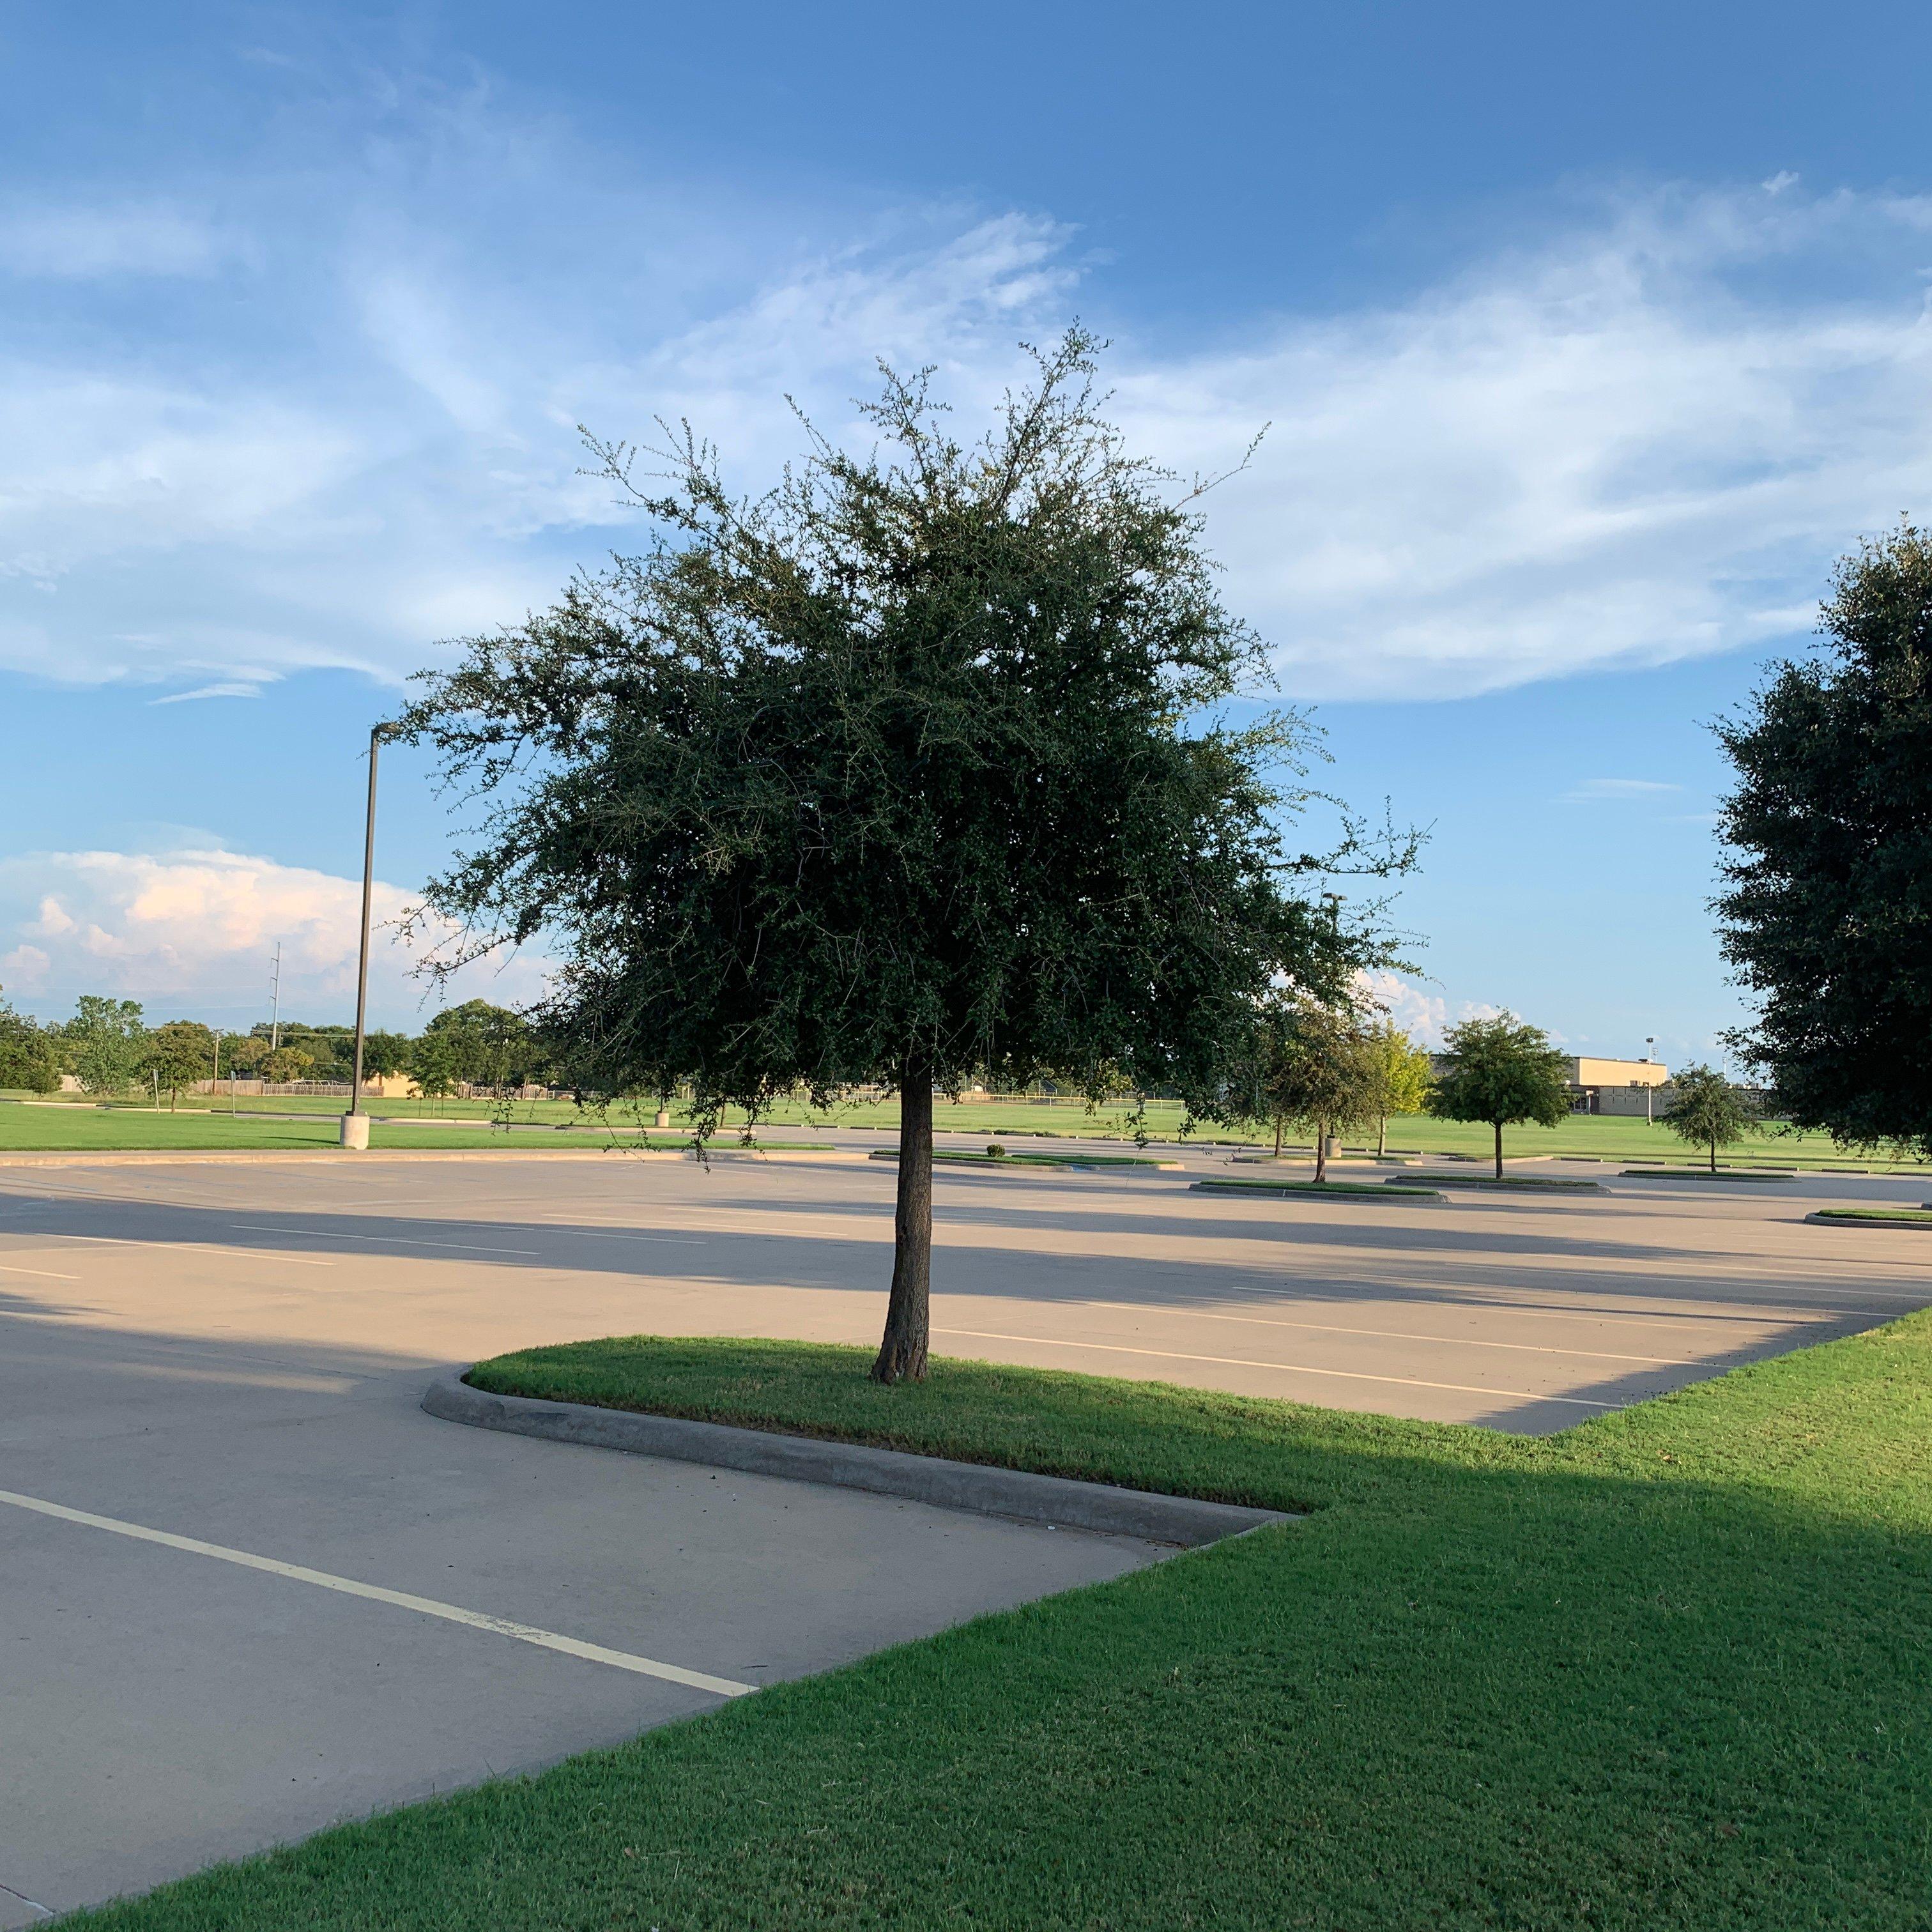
[1192,1179,1446,1203]
[1805,1211,1932,1232]
[423,1374,1292,1548]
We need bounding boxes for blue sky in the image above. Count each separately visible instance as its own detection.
[3,3,1930,1061]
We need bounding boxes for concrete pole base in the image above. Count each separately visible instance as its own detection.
[654,1108,671,1128]
[339,1112,371,1151]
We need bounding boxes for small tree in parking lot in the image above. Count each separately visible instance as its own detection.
[1362,1018,1434,1159]
[1660,1063,1758,1172]
[1229,995,1381,1181]
[1428,1012,1570,1177]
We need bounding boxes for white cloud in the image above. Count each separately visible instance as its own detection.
[0,848,552,1027]
[148,681,266,705]
[6,141,1932,700]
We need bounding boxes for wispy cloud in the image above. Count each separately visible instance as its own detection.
[148,681,267,705]
[4,82,1932,702]
[0,202,236,279]
[1559,778,1685,802]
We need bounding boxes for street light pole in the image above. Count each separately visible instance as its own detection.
[342,724,386,1150]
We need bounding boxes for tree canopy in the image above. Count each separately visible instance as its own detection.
[0,999,59,1094]
[66,995,146,1096]
[1428,1013,1570,1177]
[1715,523,1932,1155]
[399,331,1407,1378]
[1361,1018,1434,1158]
[1660,1064,1758,1173]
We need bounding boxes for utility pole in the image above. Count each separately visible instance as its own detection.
[342,724,387,1150]
[1644,1037,1657,1124]
[269,942,282,1053]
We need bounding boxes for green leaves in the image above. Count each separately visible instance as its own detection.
[1716,523,1932,1156]
[1428,1014,1571,1132]
[401,332,1405,1124]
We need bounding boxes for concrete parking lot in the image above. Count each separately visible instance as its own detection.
[3,1145,1929,1920]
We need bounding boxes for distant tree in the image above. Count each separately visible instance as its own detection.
[0,998,60,1094]
[1429,1013,1571,1177]
[1226,996,1381,1181]
[142,1020,214,1112]
[398,333,1406,1381]
[412,1031,459,1112]
[65,996,146,1096]
[1716,524,1932,1154]
[261,1045,316,1084]
[1361,1018,1434,1159]
[360,1031,414,1080]
[423,1001,532,1093]
[224,1034,269,1075]
[1660,1064,1758,1173]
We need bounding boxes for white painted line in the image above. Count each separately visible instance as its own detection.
[38,1233,335,1268]
[0,1260,80,1280]
[539,1227,709,1245]
[228,1223,539,1257]
[933,1328,1619,1408]
[0,1486,754,1699]
[1076,1297,1692,1365]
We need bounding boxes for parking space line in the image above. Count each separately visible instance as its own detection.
[37,1234,336,1268]
[933,1328,1619,1407]
[228,1224,539,1257]
[0,1260,80,1280]
[0,1487,755,1698]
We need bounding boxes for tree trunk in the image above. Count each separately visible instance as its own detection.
[1377,1113,1387,1160]
[1710,1135,1718,1174]
[1492,1120,1503,1179]
[1314,1121,1328,1184]
[1273,1117,1284,1158]
[871,1054,933,1383]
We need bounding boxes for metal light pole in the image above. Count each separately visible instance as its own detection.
[1644,1036,1657,1124]
[341,724,387,1150]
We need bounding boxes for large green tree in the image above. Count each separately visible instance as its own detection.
[423,1001,534,1094]
[1428,1012,1571,1177]
[399,334,1404,1380]
[1715,524,1932,1153]
[1660,1063,1758,1173]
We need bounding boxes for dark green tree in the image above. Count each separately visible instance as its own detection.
[411,1030,459,1112]
[1715,524,1932,1153]
[423,1001,533,1094]
[399,333,1406,1381]
[1428,1012,1570,1177]
[0,998,60,1094]
[1660,1063,1757,1173]
[360,1031,414,1080]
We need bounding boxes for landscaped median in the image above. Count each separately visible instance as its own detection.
[70,1323,1932,1931]
[867,1147,1185,1171]
[1192,1174,1445,1201]
[1395,1170,1604,1192]
[1621,1167,1798,1182]
[1807,1206,1932,1230]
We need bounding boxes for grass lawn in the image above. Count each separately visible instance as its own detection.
[9,1091,1929,1170]
[0,1107,829,1155]
[73,1323,1932,1930]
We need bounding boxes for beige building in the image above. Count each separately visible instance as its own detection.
[1567,1057,1670,1117]
[1567,1057,1668,1089]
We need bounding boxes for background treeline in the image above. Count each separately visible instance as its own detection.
[0,995,547,1106]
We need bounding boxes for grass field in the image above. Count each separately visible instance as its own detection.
[4,1091,1927,1169]
[73,1324,1932,1930]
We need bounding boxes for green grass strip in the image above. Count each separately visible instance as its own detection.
[1192,1176,1442,1199]
[1621,1168,1797,1181]
[71,1322,1932,1931]
[1396,1171,1603,1192]
[868,1149,1177,1169]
